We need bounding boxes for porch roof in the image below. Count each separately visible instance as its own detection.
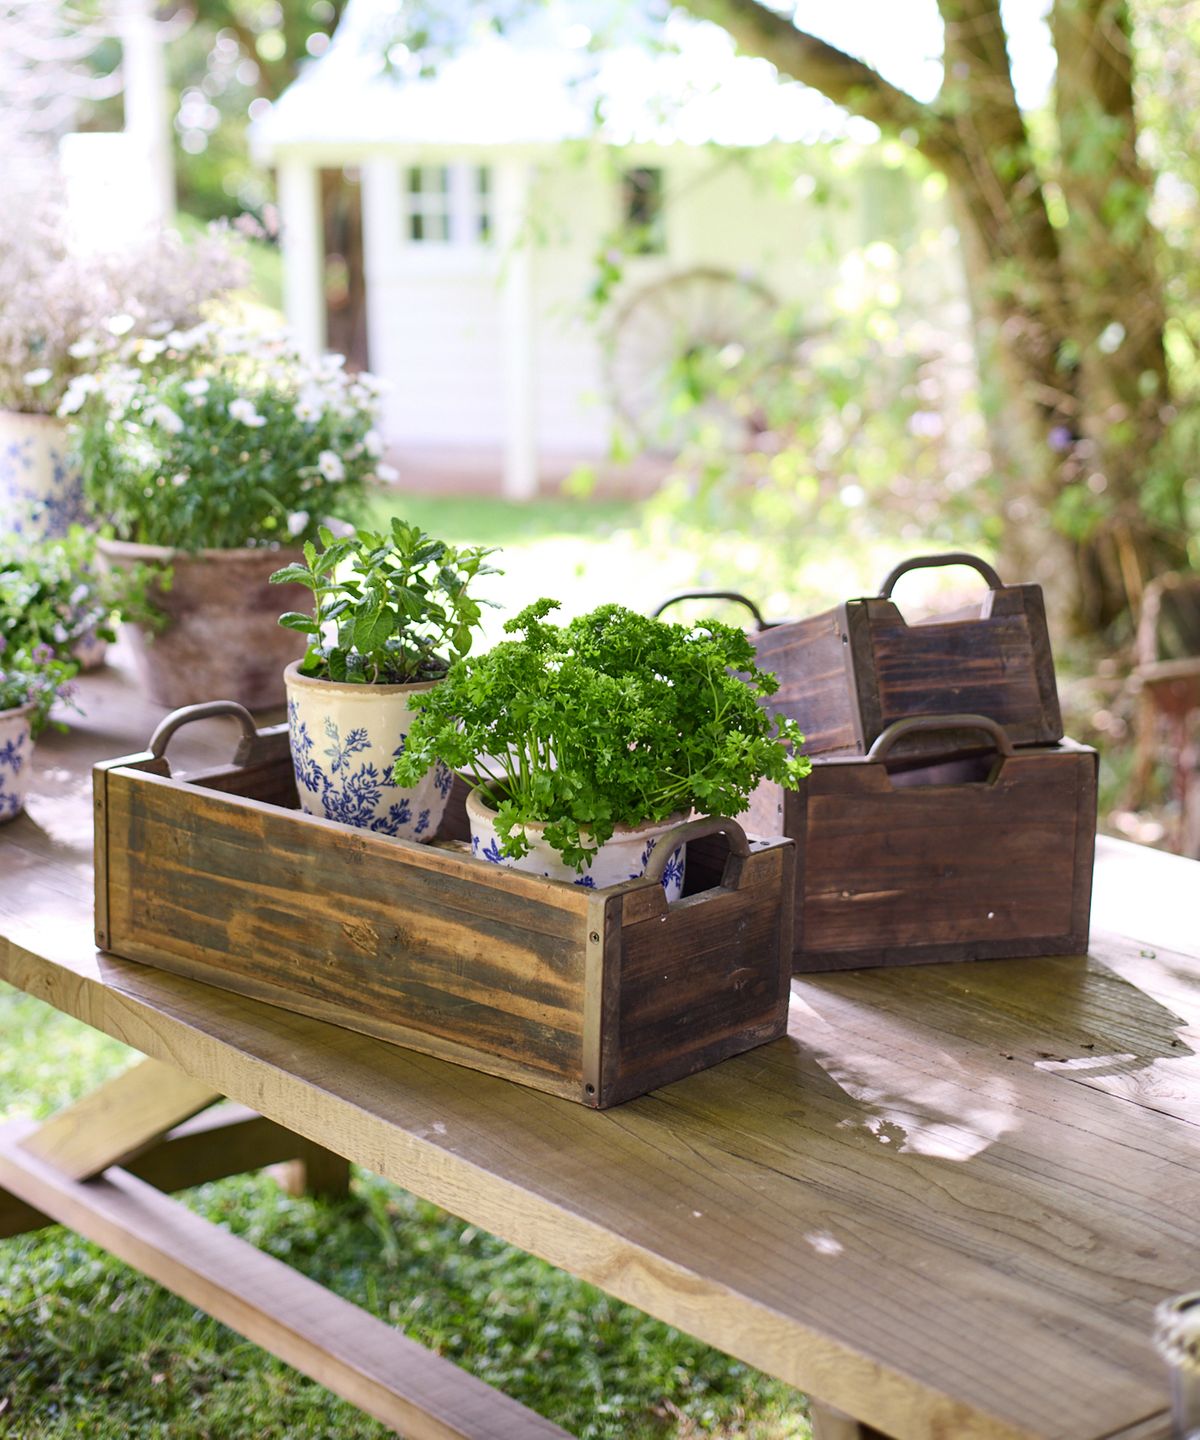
[252,0,858,156]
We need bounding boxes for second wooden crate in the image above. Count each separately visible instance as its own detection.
[741,714,1097,972]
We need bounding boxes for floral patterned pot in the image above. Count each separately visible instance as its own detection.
[284,662,452,841]
[0,412,87,540]
[465,787,688,898]
[96,538,307,711]
[0,702,34,824]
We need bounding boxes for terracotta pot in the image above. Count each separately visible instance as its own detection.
[0,411,87,541]
[0,702,35,824]
[96,538,307,710]
[465,786,688,898]
[283,661,452,841]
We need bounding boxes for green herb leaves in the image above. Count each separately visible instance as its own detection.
[393,598,811,869]
[271,519,500,686]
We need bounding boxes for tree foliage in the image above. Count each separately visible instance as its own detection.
[670,0,1195,632]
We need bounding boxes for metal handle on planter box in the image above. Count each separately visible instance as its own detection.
[642,815,752,885]
[866,713,1015,763]
[651,591,772,631]
[148,701,274,767]
[878,552,1004,599]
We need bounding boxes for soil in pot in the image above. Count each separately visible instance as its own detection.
[97,538,307,710]
[465,786,687,897]
[284,661,453,841]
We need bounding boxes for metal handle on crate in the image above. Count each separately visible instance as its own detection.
[866,713,1015,763]
[642,815,752,883]
[651,591,772,631]
[878,552,1004,599]
[148,701,274,767]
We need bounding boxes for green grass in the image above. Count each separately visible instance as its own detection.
[0,983,810,1439]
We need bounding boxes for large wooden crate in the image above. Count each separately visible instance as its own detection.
[741,714,1097,973]
[93,704,795,1108]
[657,553,1062,759]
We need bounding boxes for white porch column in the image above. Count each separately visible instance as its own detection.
[116,0,174,226]
[495,160,537,502]
[277,156,324,359]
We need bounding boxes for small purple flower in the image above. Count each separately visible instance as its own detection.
[1048,425,1075,453]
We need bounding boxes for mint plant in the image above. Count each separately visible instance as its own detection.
[393,598,811,870]
[271,520,500,685]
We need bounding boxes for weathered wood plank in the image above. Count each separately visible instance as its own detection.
[748,581,1061,759]
[776,741,1097,970]
[0,1120,573,1440]
[19,1056,221,1181]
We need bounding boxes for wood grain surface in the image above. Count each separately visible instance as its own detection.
[1,651,1196,1440]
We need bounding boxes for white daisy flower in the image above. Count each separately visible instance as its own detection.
[363,428,383,458]
[317,449,345,481]
[22,367,52,387]
[228,397,266,428]
[105,313,136,336]
[68,336,99,360]
[146,403,184,435]
[182,378,210,397]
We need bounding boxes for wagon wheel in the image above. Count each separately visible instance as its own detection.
[606,267,781,452]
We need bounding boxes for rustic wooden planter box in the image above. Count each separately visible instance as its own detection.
[657,553,1062,760]
[740,714,1098,973]
[93,704,796,1108]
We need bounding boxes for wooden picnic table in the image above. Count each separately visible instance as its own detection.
[1,650,1198,1440]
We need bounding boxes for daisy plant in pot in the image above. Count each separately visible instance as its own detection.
[65,323,384,709]
[0,638,77,824]
[270,519,499,841]
[392,598,811,894]
[0,201,244,542]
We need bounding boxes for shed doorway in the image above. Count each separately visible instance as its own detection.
[320,166,369,372]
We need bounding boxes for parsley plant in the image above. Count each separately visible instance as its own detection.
[393,598,811,870]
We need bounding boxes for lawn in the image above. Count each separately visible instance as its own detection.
[0,489,814,1436]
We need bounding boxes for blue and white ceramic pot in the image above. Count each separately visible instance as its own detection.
[283,661,452,842]
[0,702,34,824]
[465,786,687,898]
[0,412,87,540]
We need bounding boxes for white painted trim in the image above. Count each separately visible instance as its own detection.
[277,159,324,359]
[495,161,536,501]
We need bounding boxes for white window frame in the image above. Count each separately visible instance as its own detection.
[403,163,493,248]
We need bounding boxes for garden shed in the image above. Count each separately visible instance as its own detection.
[253,0,943,497]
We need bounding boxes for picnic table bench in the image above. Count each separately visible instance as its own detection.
[1,650,1198,1440]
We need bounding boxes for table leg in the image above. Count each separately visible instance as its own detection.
[18,1055,221,1180]
[810,1400,894,1440]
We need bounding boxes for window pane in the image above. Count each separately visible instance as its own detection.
[622,167,665,254]
[407,167,422,195]
[477,166,492,240]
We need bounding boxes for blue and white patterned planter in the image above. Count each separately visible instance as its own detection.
[283,661,451,842]
[465,787,687,899]
[0,412,87,541]
[0,703,34,825]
